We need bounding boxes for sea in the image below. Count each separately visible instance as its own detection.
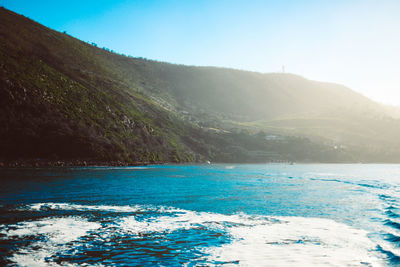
[1,164,400,266]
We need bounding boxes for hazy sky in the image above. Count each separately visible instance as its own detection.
[3,0,400,105]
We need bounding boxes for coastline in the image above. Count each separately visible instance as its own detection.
[2,158,400,168]
[0,159,160,168]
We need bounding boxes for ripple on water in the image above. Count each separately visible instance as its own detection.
[0,203,383,266]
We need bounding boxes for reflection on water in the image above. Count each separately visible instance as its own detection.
[1,164,400,265]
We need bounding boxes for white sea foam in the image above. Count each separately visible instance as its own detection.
[117,211,382,266]
[2,203,384,266]
[26,202,143,213]
[116,210,252,235]
[203,216,382,266]
[2,216,101,267]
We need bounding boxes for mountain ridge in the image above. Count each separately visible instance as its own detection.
[1,6,400,165]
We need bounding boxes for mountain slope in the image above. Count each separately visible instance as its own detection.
[1,7,400,164]
[0,7,199,164]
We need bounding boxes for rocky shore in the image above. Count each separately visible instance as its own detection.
[0,159,161,168]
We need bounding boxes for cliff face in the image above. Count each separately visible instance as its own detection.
[1,7,400,164]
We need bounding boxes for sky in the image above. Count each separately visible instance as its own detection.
[2,0,400,105]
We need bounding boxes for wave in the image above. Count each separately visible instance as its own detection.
[385,208,400,218]
[377,245,400,265]
[1,216,101,266]
[24,202,152,213]
[308,177,389,191]
[202,216,379,266]
[384,233,400,244]
[385,219,400,231]
[1,203,383,266]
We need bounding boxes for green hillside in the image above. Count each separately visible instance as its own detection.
[1,7,400,165]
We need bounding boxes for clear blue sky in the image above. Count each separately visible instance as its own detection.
[2,0,400,105]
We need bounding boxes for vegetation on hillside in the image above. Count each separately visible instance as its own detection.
[1,7,400,165]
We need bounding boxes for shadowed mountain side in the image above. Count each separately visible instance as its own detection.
[1,7,400,164]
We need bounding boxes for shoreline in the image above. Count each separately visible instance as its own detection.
[1,159,400,168]
[0,159,161,168]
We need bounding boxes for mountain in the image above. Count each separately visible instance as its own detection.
[1,7,400,165]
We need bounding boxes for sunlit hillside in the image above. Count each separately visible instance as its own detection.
[1,7,400,165]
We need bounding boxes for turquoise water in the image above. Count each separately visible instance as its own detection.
[1,164,400,266]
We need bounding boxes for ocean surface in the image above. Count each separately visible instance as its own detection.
[1,164,400,266]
